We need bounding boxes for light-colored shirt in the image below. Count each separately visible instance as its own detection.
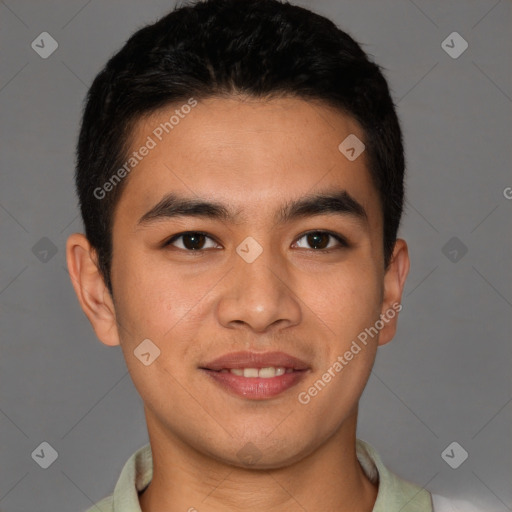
[84,439,474,511]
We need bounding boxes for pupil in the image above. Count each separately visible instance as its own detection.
[308,232,328,249]
[184,233,204,250]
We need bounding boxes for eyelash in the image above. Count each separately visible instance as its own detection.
[162,230,349,253]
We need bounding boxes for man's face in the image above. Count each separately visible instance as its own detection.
[107,97,398,467]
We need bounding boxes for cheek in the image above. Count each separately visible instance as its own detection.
[313,262,382,404]
[112,248,178,326]
[112,249,216,362]
[111,254,204,401]
[297,270,381,424]
[308,258,383,336]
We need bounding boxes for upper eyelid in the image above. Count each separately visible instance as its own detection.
[164,230,348,248]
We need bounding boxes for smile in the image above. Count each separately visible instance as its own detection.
[200,351,310,399]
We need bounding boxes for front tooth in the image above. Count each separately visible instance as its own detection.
[259,367,276,378]
[243,368,259,378]
[229,367,289,377]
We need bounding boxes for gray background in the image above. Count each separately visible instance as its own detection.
[0,0,510,511]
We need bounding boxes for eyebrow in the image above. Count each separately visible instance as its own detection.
[137,189,368,227]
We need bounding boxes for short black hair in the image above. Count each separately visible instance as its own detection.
[75,0,405,295]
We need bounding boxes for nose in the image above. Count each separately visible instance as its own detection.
[216,245,302,334]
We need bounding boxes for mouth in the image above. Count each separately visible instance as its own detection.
[199,351,310,400]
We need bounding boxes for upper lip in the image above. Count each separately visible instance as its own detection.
[201,351,310,371]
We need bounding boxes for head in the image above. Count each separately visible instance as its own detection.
[67,0,409,468]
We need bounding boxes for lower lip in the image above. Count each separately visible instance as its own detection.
[201,369,308,400]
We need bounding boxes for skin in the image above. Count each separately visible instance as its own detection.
[66,96,409,512]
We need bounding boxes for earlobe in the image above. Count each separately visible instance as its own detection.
[378,239,410,347]
[65,233,120,347]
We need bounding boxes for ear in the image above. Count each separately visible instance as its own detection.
[378,238,410,347]
[66,233,120,347]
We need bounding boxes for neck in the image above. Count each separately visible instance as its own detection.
[139,409,377,512]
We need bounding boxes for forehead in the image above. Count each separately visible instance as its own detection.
[114,96,381,231]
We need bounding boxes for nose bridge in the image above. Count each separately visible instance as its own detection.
[234,236,285,307]
[238,244,279,296]
[216,236,301,332]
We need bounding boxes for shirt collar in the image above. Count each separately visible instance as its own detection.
[109,439,432,512]
[356,439,432,511]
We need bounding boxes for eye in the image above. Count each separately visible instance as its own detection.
[163,231,221,251]
[293,230,348,251]
[162,230,349,253]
